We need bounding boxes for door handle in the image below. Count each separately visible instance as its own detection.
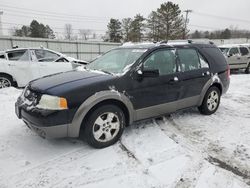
[168,76,179,84]
[237,57,241,60]
[202,71,210,76]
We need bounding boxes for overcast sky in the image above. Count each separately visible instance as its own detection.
[1,0,250,37]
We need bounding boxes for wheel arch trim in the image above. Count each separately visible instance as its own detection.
[198,74,223,106]
[68,90,135,137]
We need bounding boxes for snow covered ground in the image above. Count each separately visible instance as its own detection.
[0,74,250,188]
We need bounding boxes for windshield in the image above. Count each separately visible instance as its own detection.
[219,48,229,54]
[86,48,147,74]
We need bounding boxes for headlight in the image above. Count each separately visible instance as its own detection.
[36,95,68,110]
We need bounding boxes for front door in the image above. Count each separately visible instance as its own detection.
[127,48,182,120]
[33,49,73,77]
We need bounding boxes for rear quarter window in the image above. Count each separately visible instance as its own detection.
[202,47,228,71]
[239,47,249,56]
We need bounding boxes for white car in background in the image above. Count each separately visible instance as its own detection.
[0,47,88,88]
[219,44,250,73]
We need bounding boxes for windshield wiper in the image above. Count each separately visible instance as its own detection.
[99,69,113,75]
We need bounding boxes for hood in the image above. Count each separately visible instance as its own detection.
[29,70,112,93]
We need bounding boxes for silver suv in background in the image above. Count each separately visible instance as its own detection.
[219,44,250,73]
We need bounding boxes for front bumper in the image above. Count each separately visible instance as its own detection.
[15,95,73,139]
[22,117,69,138]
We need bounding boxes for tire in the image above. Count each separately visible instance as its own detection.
[245,63,250,74]
[82,104,125,149]
[0,75,13,89]
[198,86,221,115]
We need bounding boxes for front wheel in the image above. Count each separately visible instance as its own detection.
[198,86,221,115]
[82,104,125,148]
[0,75,13,89]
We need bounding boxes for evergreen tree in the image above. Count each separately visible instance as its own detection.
[129,14,145,42]
[121,18,132,42]
[220,28,231,39]
[45,25,55,39]
[190,30,201,39]
[12,20,55,39]
[30,20,42,38]
[13,26,30,37]
[107,18,122,42]
[147,11,161,41]
[156,2,185,40]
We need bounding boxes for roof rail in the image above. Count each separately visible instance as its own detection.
[159,39,215,45]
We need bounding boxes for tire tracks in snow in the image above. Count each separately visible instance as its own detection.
[155,115,250,186]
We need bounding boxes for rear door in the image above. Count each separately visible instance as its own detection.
[6,49,39,86]
[176,48,211,109]
[33,49,73,77]
[239,47,250,68]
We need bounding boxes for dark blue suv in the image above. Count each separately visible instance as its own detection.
[15,41,230,148]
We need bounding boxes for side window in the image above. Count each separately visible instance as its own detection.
[7,50,29,61]
[239,47,249,56]
[177,49,201,72]
[229,48,239,56]
[35,50,60,62]
[144,49,176,75]
[0,54,5,59]
[55,57,69,62]
[198,53,209,68]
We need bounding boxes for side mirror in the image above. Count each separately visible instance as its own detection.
[136,69,159,78]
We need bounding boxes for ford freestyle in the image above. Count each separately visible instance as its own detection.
[15,41,230,148]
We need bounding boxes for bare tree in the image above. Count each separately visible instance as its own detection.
[64,24,73,40]
[79,29,91,40]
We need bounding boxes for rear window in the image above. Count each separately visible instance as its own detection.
[7,50,29,61]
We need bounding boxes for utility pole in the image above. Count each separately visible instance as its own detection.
[183,9,192,39]
[0,11,3,36]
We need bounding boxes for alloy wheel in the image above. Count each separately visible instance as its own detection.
[207,90,219,111]
[0,77,11,88]
[92,112,120,142]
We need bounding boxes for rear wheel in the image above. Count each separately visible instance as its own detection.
[0,75,13,89]
[198,86,221,115]
[82,104,125,148]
